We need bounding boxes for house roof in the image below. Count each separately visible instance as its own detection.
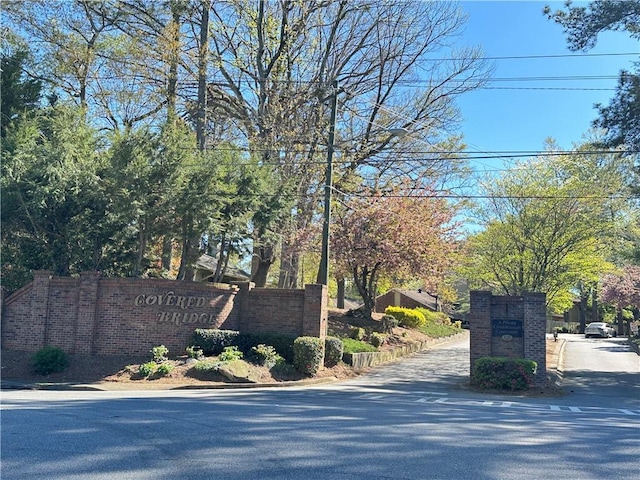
[391,288,439,311]
[195,254,251,282]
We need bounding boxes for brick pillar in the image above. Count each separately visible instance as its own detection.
[31,270,53,350]
[234,282,254,332]
[524,292,547,388]
[302,284,327,339]
[74,271,101,354]
[469,290,492,376]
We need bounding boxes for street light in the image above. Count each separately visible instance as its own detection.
[386,127,410,138]
[316,83,409,286]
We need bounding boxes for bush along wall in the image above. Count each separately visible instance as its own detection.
[324,336,344,367]
[385,306,426,328]
[31,346,69,375]
[293,336,324,376]
[472,357,537,391]
[190,329,297,362]
[190,329,240,356]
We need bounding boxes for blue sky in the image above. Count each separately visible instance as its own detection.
[455,1,639,171]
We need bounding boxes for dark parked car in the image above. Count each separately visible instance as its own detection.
[585,322,616,338]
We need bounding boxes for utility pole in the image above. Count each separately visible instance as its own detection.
[316,80,339,286]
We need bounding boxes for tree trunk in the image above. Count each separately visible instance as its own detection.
[252,244,275,287]
[161,236,173,271]
[578,284,587,333]
[166,5,180,121]
[133,218,147,277]
[617,307,625,336]
[278,242,299,288]
[336,277,345,309]
[352,263,380,320]
[177,214,198,281]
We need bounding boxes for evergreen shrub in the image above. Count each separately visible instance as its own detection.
[156,362,174,376]
[472,357,537,391]
[235,333,296,363]
[370,332,386,347]
[324,336,344,367]
[31,346,69,375]
[186,345,203,359]
[151,345,169,362]
[138,361,158,377]
[416,308,451,325]
[381,314,399,333]
[218,346,243,362]
[293,336,324,376]
[350,326,365,340]
[341,338,378,353]
[191,329,240,355]
[251,344,282,369]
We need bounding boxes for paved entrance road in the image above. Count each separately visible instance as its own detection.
[559,334,640,409]
[2,337,638,480]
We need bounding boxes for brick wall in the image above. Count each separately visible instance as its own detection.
[469,291,547,388]
[1,272,327,356]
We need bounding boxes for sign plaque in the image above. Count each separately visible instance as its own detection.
[492,319,523,338]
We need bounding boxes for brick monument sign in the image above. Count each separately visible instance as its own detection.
[1,270,327,357]
[469,291,547,388]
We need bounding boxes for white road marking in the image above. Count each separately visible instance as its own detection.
[619,409,639,416]
[351,391,639,416]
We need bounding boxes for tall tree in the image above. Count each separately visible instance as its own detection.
[1,105,112,288]
[1,49,42,138]
[207,0,489,286]
[463,142,632,312]
[546,0,640,290]
[594,70,640,151]
[332,182,460,319]
[544,0,640,51]
[545,1,640,153]
[3,0,116,113]
[4,0,490,288]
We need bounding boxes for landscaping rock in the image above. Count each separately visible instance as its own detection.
[217,360,262,383]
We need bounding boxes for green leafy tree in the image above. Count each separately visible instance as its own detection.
[594,70,640,151]
[4,0,490,288]
[545,0,640,161]
[1,105,111,289]
[1,49,42,138]
[544,0,640,51]
[463,142,632,312]
[104,126,173,277]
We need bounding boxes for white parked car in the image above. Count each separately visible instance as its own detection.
[584,322,616,338]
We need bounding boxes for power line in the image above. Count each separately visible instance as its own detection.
[202,190,639,201]
[347,193,638,201]
[166,146,638,161]
[482,86,616,91]
[422,52,638,61]
[181,74,627,88]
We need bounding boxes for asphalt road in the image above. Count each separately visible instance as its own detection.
[1,336,638,480]
[559,334,640,408]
